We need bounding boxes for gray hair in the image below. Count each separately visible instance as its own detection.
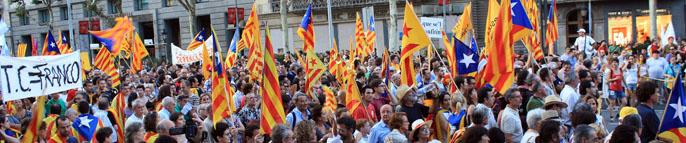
[623,114,643,129]
[271,123,293,143]
[573,103,593,114]
[564,71,578,84]
[65,109,77,117]
[132,99,146,108]
[471,105,490,125]
[526,109,545,130]
[156,120,172,133]
[573,124,596,143]
[125,122,144,143]
[162,97,174,108]
[294,92,308,102]
[504,87,520,100]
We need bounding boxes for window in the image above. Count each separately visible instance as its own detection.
[38,9,50,23]
[19,14,29,25]
[162,0,172,7]
[60,7,68,20]
[83,4,94,17]
[136,0,149,10]
[108,0,119,14]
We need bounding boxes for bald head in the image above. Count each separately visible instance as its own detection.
[156,120,175,136]
[380,104,394,123]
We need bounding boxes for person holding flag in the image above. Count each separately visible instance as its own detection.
[48,116,78,143]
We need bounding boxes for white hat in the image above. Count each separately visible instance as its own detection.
[577,29,586,33]
[411,119,426,131]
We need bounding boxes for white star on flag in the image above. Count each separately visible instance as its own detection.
[670,97,686,123]
[198,36,203,40]
[511,2,517,16]
[50,42,56,48]
[78,116,93,128]
[460,53,476,69]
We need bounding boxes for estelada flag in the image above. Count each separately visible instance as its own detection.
[658,75,686,142]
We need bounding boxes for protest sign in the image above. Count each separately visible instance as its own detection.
[171,43,212,65]
[0,52,83,101]
[420,17,443,38]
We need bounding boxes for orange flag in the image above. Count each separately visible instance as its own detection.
[305,49,326,99]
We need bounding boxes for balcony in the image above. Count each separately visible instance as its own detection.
[271,0,420,13]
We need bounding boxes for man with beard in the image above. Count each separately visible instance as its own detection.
[325,116,357,143]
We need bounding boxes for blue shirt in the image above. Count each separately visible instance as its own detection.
[637,104,660,143]
[368,121,391,143]
[285,109,310,128]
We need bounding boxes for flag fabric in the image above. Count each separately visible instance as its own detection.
[546,0,559,47]
[57,30,71,54]
[522,0,543,60]
[400,2,431,86]
[510,0,534,41]
[658,75,686,141]
[0,18,10,57]
[429,109,450,142]
[452,2,472,40]
[345,70,362,113]
[131,32,149,73]
[108,93,127,143]
[455,37,478,75]
[381,48,390,79]
[355,13,368,57]
[225,27,240,68]
[239,3,259,52]
[5,101,15,116]
[305,49,326,99]
[31,36,38,56]
[144,132,158,143]
[260,27,286,134]
[443,31,458,78]
[298,4,315,51]
[366,15,377,56]
[467,34,479,78]
[210,26,235,126]
[484,0,500,52]
[328,39,340,76]
[187,29,205,50]
[42,31,61,56]
[483,0,515,94]
[72,114,104,142]
[202,42,212,80]
[94,46,121,88]
[322,86,337,112]
[245,4,263,82]
[17,44,27,57]
[90,17,135,56]
[21,96,46,143]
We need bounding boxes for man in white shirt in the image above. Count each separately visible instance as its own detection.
[574,29,596,58]
[125,99,146,127]
[500,87,524,143]
[158,97,175,120]
[560,71,580,126]
[646,50,668,102]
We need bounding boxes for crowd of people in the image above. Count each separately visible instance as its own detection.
[0,28,682,143]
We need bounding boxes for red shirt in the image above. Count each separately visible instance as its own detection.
[351,104,376,121]
[610,69,624,91]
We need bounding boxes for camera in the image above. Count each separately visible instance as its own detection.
[168,118,199,138]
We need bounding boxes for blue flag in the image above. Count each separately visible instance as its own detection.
[658,75,686,140]
[72,114,101,142]
[455,37,478,75]
[511,0,534,41]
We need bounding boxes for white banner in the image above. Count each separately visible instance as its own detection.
[420,17,443,38]
[171,42,212,65]
[0,52,83,101]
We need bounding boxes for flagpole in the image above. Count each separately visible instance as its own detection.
[429,38,459,93]
[656,71,681,141]
[326,0,335,53]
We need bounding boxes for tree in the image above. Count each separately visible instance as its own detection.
[84,0,123,27]
[13,0,59,31]
[176,0,196,35]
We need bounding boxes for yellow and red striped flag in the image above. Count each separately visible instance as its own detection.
[245,4,263,82]
[21,96,46,143]
[322,86,337,112]
[522,0,543,60]
[43,114,59,142]
[483,0,515,94]
[56,30,71,54]
[186,30,205,50]
[298,4,315,51]
[210,26,236,126]
[131,32,149,73]
[94,46,121,87]
[108,93,127,143]
[260,27,286,134]
[381,47,390,79]
[400,2,432,86]
[31,36,38,56]
[442,31,458,77]
[328,39,340,76]
[42,31,61,56]
[484,0,500,54]
[355,13,368,57]
[240,3,259,52]
[17,44,27,57]
[546,0,559,50]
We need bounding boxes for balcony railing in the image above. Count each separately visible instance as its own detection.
[271,0,411,13]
